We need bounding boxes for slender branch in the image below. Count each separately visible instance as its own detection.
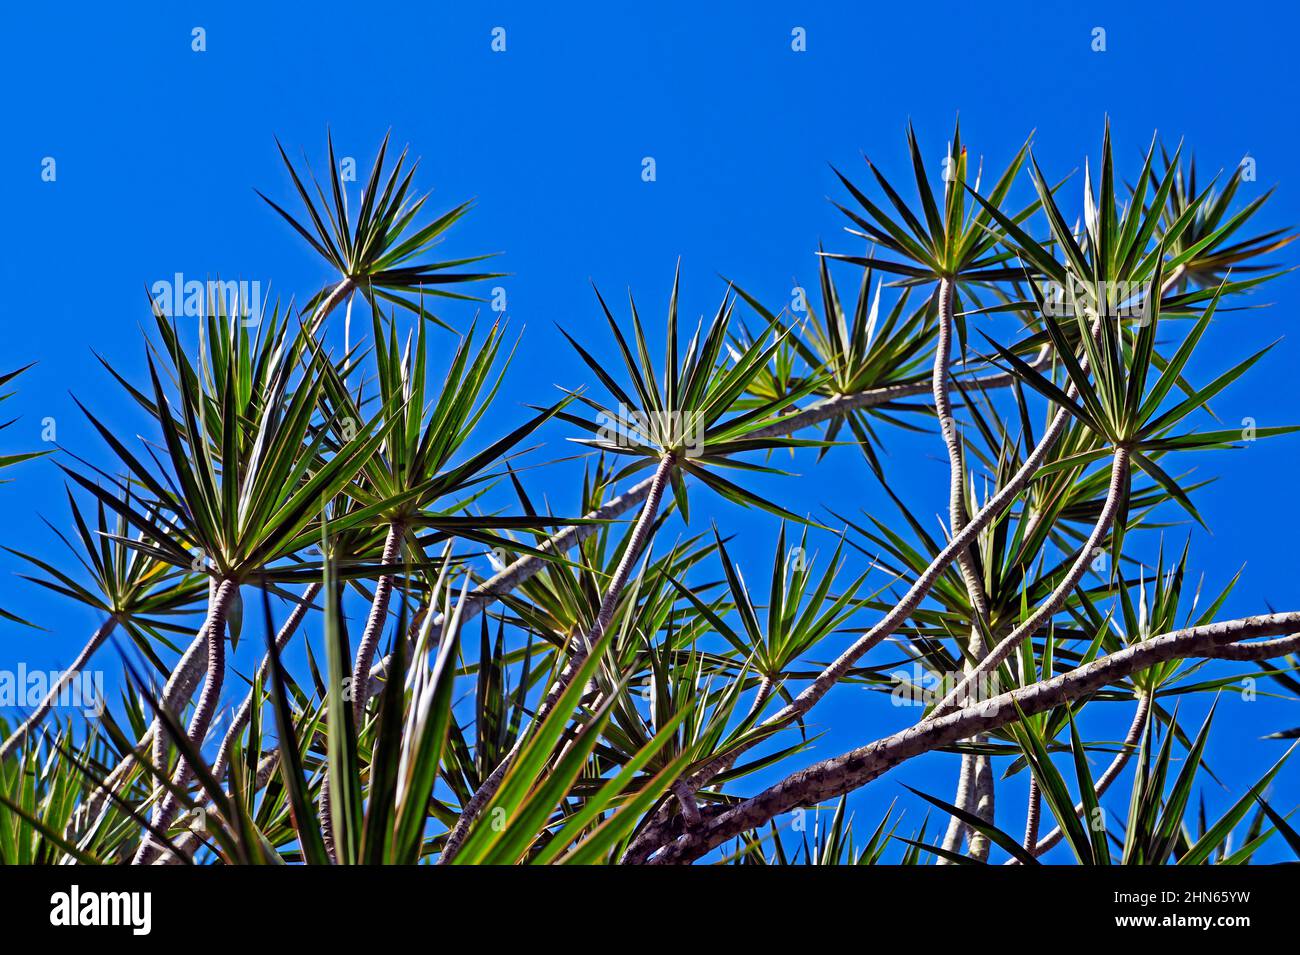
[934,278,994,861]
[149,610,215,783]
[627,324,1094,864]
[693,398,1079,781]
[211,582,321,784]
[310,279,355,334]
[1023,777,1042,854]
[75,596,296,837]
[930,447,1131,719]
[0,615,118,760]
[673,781,702,828]
[72,724,157,837]
[163,593,415,864]
[437,452,677,864]
[743,361,1038,440]
[351,522,405,722]
[622,673,776,863]
[624,392,1083,863]
[136,577,239,863]
[969,746,994,858]
[934,279,990,620]
[224,365,1046,829]
[940,753,980,860]
[79,275,360,835]
[647,612,1300,864]
[1016,690,1151,861]
[142,578,226,821]
[96,311,1049,856]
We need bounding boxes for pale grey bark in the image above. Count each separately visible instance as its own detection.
[1018,690,1151,861]
[940,753,980,860]
[1023,777,1042,854]
[688,396,1080,782]
[136,577,239,863]
[437,452,677,864]
[930,448,1131,719]
[148,625,213,780]
[624,389,1083,863]
[647,612,1300,863]
[69,298,1054,858]
[0,616,118,760]
[216,367,1042,842]
[622,673,776,863]
[77,280,356,853]
[310,279,355,334]
[928,447,1130,856]
[351,522,405,722]
[74,591,310,840]
[933,278,995,862]
[209,582,321,785]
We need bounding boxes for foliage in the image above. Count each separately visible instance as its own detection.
[1,127,1297,867]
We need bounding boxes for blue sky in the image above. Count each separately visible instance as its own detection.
[1,1,1297,860]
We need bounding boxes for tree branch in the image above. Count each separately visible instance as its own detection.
[646,611,1300,864]
[1016,690,1151,861]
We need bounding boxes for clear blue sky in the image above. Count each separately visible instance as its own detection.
[1,1,1296,860]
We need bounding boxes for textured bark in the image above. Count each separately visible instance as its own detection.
[969,749,995,859]
[939,752,979,860]
[325,519,406,864]
[98,320,1044,855]
[631,324,1097,863]
[0,616,118,760]
[77,614,224,836]
[351,522,405,722]
[673,781,702,828]
[1205,633,1300,659]
[163,592,413,864]
[150,584,320,865]
[933,279,994,861]
[310,279,355,334]
[773,408,1079,721]
[931,448,1131,719]
[231,368,1038,829]
[437,453,677,864]
[929,446,1130,857]
[647,612,1300,864]
[149,626,214,781]
[321,763,339,864]
[688,397,1079,787]
[143,577,228,808]
[71,724,158,837]
[1023,778,1042,854]
[136,578,238,864]
[621,673,775,864]
[1019,691,1151,861]
[933,280,988,619]
[210,582,321,784]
